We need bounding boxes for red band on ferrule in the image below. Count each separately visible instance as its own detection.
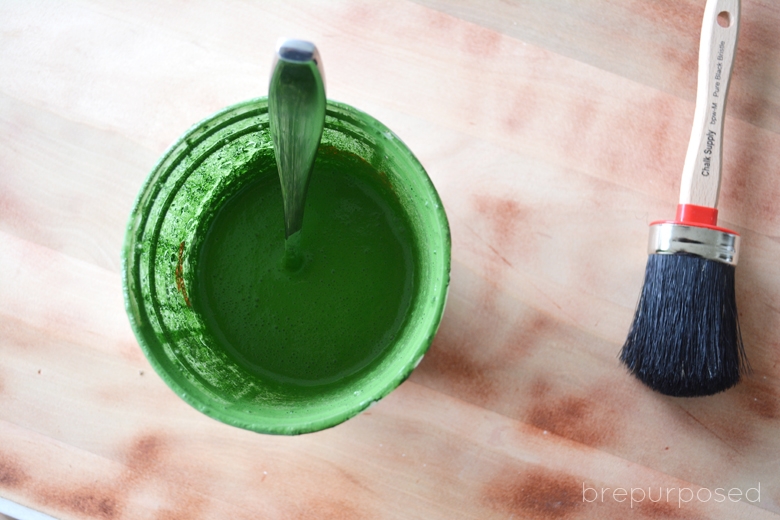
[675,204,718,227]
[650,204,739,236]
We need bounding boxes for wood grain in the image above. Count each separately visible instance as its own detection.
[2,1,780,519]
[411,0,780,134]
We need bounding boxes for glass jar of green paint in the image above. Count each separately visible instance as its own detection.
[122,98,450,434]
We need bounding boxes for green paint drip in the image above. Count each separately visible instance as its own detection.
[193,154,415,389]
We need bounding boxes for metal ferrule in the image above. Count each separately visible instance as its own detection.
[648,222,740,265]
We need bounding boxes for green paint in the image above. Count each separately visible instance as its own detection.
[123,98,450,434]
[194,152,415,390]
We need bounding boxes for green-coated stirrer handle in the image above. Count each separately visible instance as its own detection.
[268,38,326,251]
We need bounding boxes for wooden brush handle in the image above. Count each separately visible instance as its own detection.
[679,0,740,209]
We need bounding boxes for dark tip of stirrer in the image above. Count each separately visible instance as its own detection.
[620,254,748,397]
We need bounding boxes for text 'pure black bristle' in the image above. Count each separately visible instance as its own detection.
[620,254,748,397]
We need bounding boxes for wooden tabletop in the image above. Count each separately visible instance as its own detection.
[2,1,780,519]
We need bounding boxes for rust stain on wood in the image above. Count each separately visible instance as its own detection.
[703,373,780,449]
[469,192,541,292]
[493,470,709,520]
[502,84,540,135]
[563,97,600,161]
[414,268,560,410]
[635,493,704,520]
[0,453,29,489]
[121,433,208,518]
[473,193,527,247]
[506,312,555,359]
[422,7,455,31]
[483,466,582,519]
[17,432,213,519]
[37,487,119,520]
[525,379,625,449]
[644,94,682,183]
[462,23,502,57]
[734,12,780,128]
[419,335,497,405]
[629,0,700,90]
[740,374,780,420]
[126,434,166,474]
[2,448,122,519]
[528,394,601,446]
[630,0,700,36]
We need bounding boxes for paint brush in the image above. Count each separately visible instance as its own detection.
[620,0,748,397]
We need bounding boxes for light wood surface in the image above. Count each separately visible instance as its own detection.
[2,1,780,519]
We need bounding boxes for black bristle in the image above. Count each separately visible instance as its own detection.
[620,254,748,397]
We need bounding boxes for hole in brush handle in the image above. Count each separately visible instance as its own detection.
[717,11,732,28]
